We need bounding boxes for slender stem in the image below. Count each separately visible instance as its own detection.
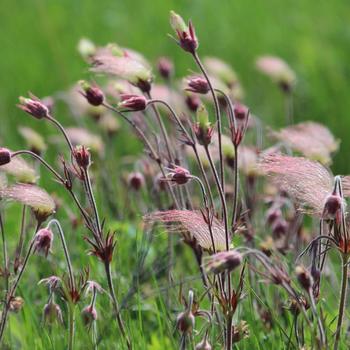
[46,114,74,153]
[104,261,132,349]
[285,91,294,125]
[193,52,225,193]
[13,205,27,274]
[308,289,326,347]
[231,145,239,228]
[334,254,348,350]
[226,313,233,350]
[0,212,9,291]
[68,303,76,350]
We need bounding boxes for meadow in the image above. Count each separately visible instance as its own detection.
[1,1,350,349]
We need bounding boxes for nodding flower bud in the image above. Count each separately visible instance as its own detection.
[186,76,209,94]
[0,148,11,166]
[128,172,145,191]
[118,94,147,112]
[73,145,91,170]
[79,81,104,106]
[230,103,249,147]
[81,305,98,328]
[43,300,63,324]
[170,11,198,54]
[205,250,243,274]
[195,337,212,350]
[157,57,174,80]
[295,265,313,291]
[271,217,288,238]
[194,105,213,146]
[18,94,49,119]
[176,310,195,335]
[33,228,53,257]
[185,94,201,112]
[164,165,192,185]
[266,206,282,226]
[323,194,342,221]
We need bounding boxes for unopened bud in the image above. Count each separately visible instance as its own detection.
[0,148,11,166]
[205,251,243,274]
[176,310,195,334]
[231,103,249,147]
[266,207,282,225]
[165,165,192,185]
[186,76,209,94]
[81,305,97,328]
[157,57,174,80]
[323,194,342,220]
[118,94,147,111]
[73,145,91,170]
[271,217,288,238]
[194,105,213,146]
[33,228,53,257]
[295,265,313,291]
[43,301,63,324]
[128,172,145,191]
[79,81,104,106]
[18,95,49,119]
[185,94,201,112]
[195,337,212,350]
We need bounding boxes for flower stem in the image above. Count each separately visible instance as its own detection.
[68,303,76,350]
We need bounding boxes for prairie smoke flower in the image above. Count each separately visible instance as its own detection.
[65,127,104,155]
[163,165,192,185]
[79,80,104,106]
[195,337,212,350]
[43,300,63,324]
[39,276,62,292]
[33,228,53,257]
[230,103,249,147]
[194,105,214,146]
[118,94,147,111]
[128,172,145,191]
[84,280,103,296]
[295,265,313,291]
[18,127,47,155]
[145,210,226,251]
[203,56,238,87]
[0,183,55,221]
[204,250,242,274]
[157,56,174,79]
[18,94,49,119]
[256,56,296,92]
[0,154,36,183]
[177,310,195,334]
[81,305,98,328]
[170,11,198,54]
[185,94,201,112]
[0,148,11,166]
[73,145,91,170]
[272,121,339,165]
[186,76,210,94]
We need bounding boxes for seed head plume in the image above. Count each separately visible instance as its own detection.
[0,153,37,183]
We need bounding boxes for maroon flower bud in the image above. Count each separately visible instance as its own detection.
[170,11,198,54]
[136,79,152,94]
[128,172,145,191]
[295,265,313,291]
[81,305,98,328]
[43,301,63,324]
[195,337,212,350]
[176,310,195,334]
[271,218,288,238]
[205,250,243,274]
[118,94,147,112]
[0,148,11,166]
[157,57,174,80]
[79,81,104,106]
[164,165,192,185]
[33,228,53,257]
[73,145,91,170]
[266,207,282,225]
[18,94,49,119]
[185,94,200,112]
[230,103,250,147]
[186,76,209,94]
[322,194,342,221]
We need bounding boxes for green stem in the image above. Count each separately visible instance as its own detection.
[68,304,76,350]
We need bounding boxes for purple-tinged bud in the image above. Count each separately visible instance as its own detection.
[73,145,91,170]
[322,194,342,221]
[128,172,145,191]
[230,103,249,147]
[0,148,11,166]
[185,94,201,112]
[164,165,192,185]
[157,57,174,80]
[295,265,313,291]
[266,207,282,225]
[81,305,98,327]
[271,218,288,238]
[43,301,63,324]
[195,337,212,350]
[79,81,104,106]
[176,310,195,334]
[39,275,61,292]
[33,228,53,257]
[205,251,243,274]
[186,76,210,94]
[18,94,49,119]
[118,94,147,112]
[170,11,198,54]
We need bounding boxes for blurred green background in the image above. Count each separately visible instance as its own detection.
[1,0,350,172]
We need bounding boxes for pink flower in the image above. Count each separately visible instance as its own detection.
[33,228,54,257]
[18,93,49,119]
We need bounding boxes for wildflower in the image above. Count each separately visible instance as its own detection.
[186,76,210,94]
[323,193,343,221]
[39,276,62,292]
[295,265,313,291]
[18,127,47,155]
[0,154,36,184]
[33,228,53,257]
[118,94,147,111]
[128,172,145,191]
[185,94,201,112]
[170,11,198,54]
[194,105,214,146]
[157,57,174,80]
[271,217,288,238]
[256,55,296,92]
[230,103,249,147]
[43,300,63,324]
[84,281,103,296]
[176,290,195,335]
[204,250,243,274]
[79,81,104,106]
[73,145,91,170]
[163,165,192,185]
[81,304,98,328]
[195,337,212,350]
[0,148,11,166]
[18,93,49,119]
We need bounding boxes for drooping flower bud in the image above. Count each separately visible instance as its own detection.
[39,275,62,293]
[186,76,209,94]
[185,94,201,112]
[205,250,243,274]
[79,81,104,106]
[33,228,54,257]
[322,194,342,221]
[195,336,212,350]
[0,148,11,166]
[43,300,63,324]
[164,165,192,185]
[118,94,147,112]
[18,94,49,119]
[81,305,98,328]
[271,217,288,238]
[295,265,313,291]
[265,206,282,225]
[157,57,174,80]
[128,172,145,191]
[176,310,195,335]
[73,145,91,170]
[194,105,213,146]
[230,103,249,147]
[170,11,198,54]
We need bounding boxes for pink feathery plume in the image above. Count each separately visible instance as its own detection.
[145,210,226,251]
